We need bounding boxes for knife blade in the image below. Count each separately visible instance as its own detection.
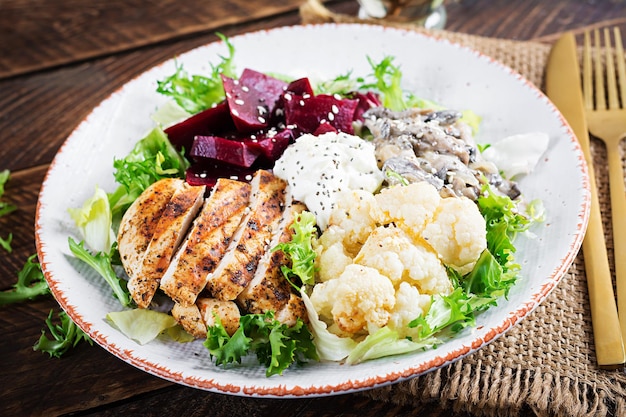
[546,32,626,368]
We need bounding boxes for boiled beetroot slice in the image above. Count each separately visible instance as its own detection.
[164,101,234,152]
[285,77,314,96]
[351,91,382,121]
[246,128,294,162]
[186,160,256,188]
[222,69,288,134]
[313,123,338,136]
[190,135,261,168]
[284,94,358,135]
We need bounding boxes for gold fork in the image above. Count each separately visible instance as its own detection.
[583,27,626,342]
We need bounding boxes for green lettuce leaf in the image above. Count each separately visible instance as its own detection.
[156,33,236,114]
[68,238,132,308]
[68,185,115,253]
[204,311,318,377]
[33,310,92,358]
[106,309,186,345]
[273,211,318,289]
[345,326,435,365]
[108,126,189,220]
[0,254,50,305]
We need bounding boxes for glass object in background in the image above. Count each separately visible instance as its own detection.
[357,0,446,29]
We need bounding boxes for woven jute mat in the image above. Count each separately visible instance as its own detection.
[301,1,626,416]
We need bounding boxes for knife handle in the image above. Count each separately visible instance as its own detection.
[583,161,626,368]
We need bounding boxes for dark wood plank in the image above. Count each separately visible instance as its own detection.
[0,0,309,79]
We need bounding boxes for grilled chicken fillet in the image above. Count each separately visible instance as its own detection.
[171,297,241,338]
[237,199,306,316]
[206,170,287,301]
[117,178,184,281]
[160,179,251,307]
[128,182,205,308]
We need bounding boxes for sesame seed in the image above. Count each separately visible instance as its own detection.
[235,99,245,105]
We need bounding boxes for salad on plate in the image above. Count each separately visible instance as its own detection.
[66,35,547,377]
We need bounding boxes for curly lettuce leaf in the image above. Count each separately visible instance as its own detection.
[273,211,318,289]
[108,126,189,220]
[33,310,92,358]
[68,238,132,308]
[156,33,236,114]
[0,254,50,305]
[204,311,318,377]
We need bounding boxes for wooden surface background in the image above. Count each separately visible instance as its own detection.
[2,1,626,416]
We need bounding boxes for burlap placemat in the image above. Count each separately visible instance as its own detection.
[300,1,626,416]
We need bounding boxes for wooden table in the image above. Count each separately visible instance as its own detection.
[2,1,626,416]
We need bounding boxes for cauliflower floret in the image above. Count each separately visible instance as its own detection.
[375,182,441,234]
[310,264,395,335]
[388,282,432,339]
[354,225,452,295]
[315,225,353,282]
[328,189,384,256]
[422,195,487,274]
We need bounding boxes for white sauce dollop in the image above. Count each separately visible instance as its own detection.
[273,132,384,230]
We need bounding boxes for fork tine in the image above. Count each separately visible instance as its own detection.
[614,27,626,109]
[594,29,607,110]
[605,28,620,109]
[583,31,594,110]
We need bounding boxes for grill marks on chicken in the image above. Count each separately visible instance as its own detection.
[117,170,306,338]
[126,182,206,308]
[117,178,185,282]
[160,179,252,307]
[237,198,306,316]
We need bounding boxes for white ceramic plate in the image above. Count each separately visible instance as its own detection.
[35,23,589,397]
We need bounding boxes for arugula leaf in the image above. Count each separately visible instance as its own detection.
[273,211,318,290]
[108,126,189,220]
[68,238,133,308]
[33,310,92,358]
[204,311,318,377]
[0,254,50,305]
[0,169,17,252]
[156,33,236,114]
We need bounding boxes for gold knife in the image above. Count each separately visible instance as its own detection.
[546,32,626,368]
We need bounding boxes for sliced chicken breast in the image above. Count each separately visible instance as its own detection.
[160,179,251,307]
[206,170,286,301]
[237,198,306,315]
[171,297,241,338]
[117,178,184,280]
[128,182,206,308]
[274,292,308,327]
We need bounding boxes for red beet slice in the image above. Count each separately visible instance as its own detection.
[222,69,288,133]
[190,135,261,168]
[246,128,294,162]
[284,94,358,135]
[351,91,382,121]
[164,101,234,152]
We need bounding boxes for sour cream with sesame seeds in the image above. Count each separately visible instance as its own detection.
[273,132,384,230]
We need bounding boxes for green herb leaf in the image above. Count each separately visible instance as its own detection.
[0,169,17,252]
[204,311,318,377]
[33,310,92,358]
[108,126,189,220]
[156,33,236,114]
[68,238,133,308]
[273,211,318,290]
[0,254,50,305]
